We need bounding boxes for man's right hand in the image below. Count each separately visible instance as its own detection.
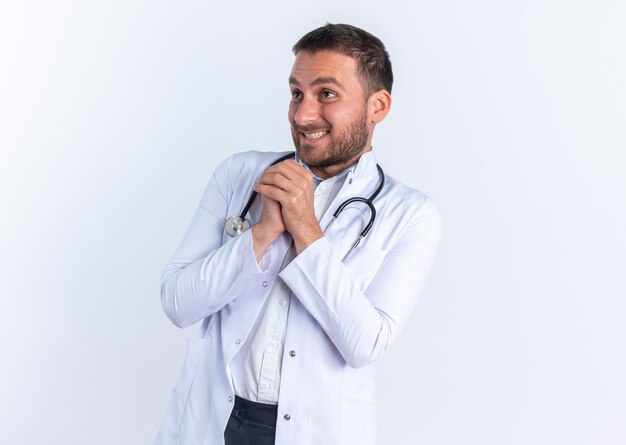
[251,194,285,262]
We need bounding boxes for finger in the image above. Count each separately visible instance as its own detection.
[260,193,282,210]
[262,162,313,191]
[279,159,313,181]
[265,159,312,182]
[262,194,281,205]
[258,161,313,191]
[253,182,290,203]
[256,171,301,194]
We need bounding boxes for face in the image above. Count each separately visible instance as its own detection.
[288,50,373,178]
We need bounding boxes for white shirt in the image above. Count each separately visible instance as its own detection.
[155,150,442,445]
[231,169,350,404]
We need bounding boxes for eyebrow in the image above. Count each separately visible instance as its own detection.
[288,75,346,91]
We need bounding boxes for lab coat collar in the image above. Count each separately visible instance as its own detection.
[350,149,378,180]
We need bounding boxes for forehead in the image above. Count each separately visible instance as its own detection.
[290,50,360,86]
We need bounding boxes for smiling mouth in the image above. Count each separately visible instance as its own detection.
[302,130,329,139]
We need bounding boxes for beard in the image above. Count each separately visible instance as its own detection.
[291,108,369,170]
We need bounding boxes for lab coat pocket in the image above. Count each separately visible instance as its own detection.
[163,337,205,432]
[343,247,386,291]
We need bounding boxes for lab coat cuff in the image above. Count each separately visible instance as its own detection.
[256,241,272,273]
[243,229,271,274]
[280,236,331,278]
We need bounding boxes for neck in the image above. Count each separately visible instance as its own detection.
[310,147,372,179]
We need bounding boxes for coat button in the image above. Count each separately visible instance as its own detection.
[235,339,241,345]
[283,414,291,421]
[289,350,296,357]
[262,280,268,287]
[228,396,233,402]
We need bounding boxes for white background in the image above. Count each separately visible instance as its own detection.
[1,1,625,444]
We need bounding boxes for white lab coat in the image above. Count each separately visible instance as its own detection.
[154,150,442,445]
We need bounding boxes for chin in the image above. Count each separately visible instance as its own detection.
[295,144,319,164]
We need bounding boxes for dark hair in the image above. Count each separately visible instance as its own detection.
[292,23,393,97]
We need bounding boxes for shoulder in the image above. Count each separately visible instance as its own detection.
[354,151,440,227]
[379,172,443,234]
[226,150,294,172]
[211,149,294,184]
[202,150,293,201]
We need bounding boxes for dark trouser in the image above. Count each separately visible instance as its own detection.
[224,396,277,445]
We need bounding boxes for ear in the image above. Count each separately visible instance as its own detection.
[368,89,392,124]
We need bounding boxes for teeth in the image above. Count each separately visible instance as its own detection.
[303,131,327,139]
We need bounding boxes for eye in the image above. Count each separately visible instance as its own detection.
[321,90,336,99]
[291,90,302,101]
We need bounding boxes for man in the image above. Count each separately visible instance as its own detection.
[155,23,442,445]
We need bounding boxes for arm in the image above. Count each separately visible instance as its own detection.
[279,196,442,368]
[253,159,442,367]
[160,155,272,328]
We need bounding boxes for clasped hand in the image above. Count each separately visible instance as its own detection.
[251,159,323,257]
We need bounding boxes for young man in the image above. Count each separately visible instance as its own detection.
[155,23,442,445]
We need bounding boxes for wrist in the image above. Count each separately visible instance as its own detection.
[252,223,282,262]
[293,226,324,255]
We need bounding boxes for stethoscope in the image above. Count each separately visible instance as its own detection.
[224,152,385,261]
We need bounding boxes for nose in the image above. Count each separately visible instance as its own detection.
[291,95,321,127]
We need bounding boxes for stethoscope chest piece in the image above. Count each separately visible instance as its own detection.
[225,216,250,237]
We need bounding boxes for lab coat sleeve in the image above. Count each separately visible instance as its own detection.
[161,155,267,328]
[279,196,442,368]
